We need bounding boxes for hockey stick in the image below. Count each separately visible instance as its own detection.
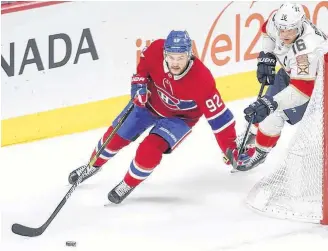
[12,102,135,237]
[235,80,267,163]
[237,51,288,156]
[230,82,266,173]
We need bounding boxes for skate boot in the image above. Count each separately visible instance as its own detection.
[236,147,268,171]
[108,180,135,204]
[68,164,101,184]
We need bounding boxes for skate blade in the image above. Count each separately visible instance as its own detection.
[104,202,122,207]
[230,168,240,173]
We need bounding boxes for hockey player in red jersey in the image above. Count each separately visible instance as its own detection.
[68,30,253,203]
[234,3,328,171]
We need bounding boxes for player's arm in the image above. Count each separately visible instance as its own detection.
[273,52,318,110]
[199,73,255,167]
[136,39,163,76]
[131,41,159,106]
[203,90,237,153]
[136,44,151,77]
[244,51,319,124]
[198,75,237,154]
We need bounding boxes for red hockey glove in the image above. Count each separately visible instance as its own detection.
[223,145,256,168]
[131,74,151,107]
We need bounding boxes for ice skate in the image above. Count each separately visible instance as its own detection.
[68,164,101,184]
[108,180,135,204]
[236,147,268,171]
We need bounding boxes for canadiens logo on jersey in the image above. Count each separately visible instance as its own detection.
[154,81,197,111]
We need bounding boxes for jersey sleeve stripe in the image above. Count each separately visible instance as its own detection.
[212,118,235,134]
[208,108,234,132]
[206,107,228,121]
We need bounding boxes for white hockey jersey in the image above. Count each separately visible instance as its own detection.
[262,12,328,110]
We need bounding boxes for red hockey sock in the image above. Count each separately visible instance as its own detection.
[256,129,280,151]
[90,126,130,167]
[124,134,169,187]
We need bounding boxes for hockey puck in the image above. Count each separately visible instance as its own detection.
[66,241,76,247]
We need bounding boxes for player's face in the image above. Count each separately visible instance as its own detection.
[279,28,298,44]
[165,52,189,75]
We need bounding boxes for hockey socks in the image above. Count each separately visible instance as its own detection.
[124,134,169,187]
[256,129,280,152]
[91,126,130,167]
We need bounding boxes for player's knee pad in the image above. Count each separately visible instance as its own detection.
[135,134,169,169]
[259,110,286,136]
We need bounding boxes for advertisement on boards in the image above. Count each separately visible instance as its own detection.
[1,1,327,145]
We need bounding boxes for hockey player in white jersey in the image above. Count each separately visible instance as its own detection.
[233,3,328,171]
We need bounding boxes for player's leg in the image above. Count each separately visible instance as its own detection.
[236,68,290,152]
[237,69,291,171]
[107,117,192,204]
[238,69,310,171]
[251,68,289,140]
[68,102,157,184]
[236,110,288,171]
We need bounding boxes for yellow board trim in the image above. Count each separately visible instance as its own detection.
[2,96,130,146]
[2,70,260,146]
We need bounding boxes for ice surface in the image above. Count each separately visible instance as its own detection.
[1,98,327,251]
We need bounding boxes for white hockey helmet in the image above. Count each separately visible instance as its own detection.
[274,3,305,34]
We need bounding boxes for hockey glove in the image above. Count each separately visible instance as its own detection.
[224,146,255,168]
[257,51,276,85]
[131,74,151,107]
[244,95,278,124]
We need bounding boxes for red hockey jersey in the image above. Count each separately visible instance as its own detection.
[137,39,237,153]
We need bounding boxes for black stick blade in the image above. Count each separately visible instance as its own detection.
[12,223,44,237]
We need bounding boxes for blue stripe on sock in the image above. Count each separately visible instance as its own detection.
[101,149,116,158]
[130,161,151,178]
